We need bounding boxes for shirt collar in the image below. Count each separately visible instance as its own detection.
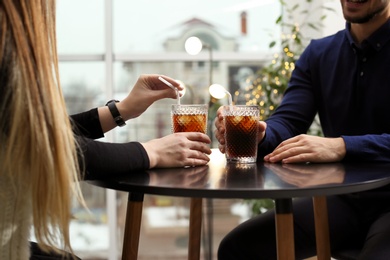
[345,18,390,51]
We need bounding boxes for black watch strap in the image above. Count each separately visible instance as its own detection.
[105,99,126,127]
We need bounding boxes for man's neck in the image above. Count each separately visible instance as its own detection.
[350,9,390,44]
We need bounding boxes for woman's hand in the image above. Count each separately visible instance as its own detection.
[142,132,212,168]
[98,74,181,133]
[264,134,346,163]
[118,74,182,120]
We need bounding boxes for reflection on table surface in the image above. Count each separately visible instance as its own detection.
[90,150,390,199]
[145,162,347,189]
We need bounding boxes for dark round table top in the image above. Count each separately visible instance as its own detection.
[86,149,390,199]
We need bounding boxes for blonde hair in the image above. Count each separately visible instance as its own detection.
[0,0,84,255]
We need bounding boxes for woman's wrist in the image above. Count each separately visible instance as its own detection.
[116,101,134,121]
[105,100,126,127]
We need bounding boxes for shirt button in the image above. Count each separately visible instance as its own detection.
[377,43,381,48]
[360,71,364,76]
[362,57,367,62]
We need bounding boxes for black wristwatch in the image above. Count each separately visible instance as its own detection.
[105,99,126,127]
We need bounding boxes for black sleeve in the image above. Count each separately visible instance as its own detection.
[77,137,150,179]
[71,108,104,139]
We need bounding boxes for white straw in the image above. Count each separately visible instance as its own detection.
[209,84,233,110]
[221,89,233,112]
[158,76,180,105]
[226,91,233,107]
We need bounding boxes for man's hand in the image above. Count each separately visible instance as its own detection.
[264,134,346,163]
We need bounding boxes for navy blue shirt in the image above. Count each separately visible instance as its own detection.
[259,20,390,162]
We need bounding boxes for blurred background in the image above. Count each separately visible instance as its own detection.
[57,0,344,259]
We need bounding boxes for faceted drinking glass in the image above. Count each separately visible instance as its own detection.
[222,105,259,163]
[171,104,208,134]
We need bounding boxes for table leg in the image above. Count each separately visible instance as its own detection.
[313,196,331,260]
[122,192,144,260]
[202,198,213,260]
[189,197,203,260]
[274,198,294,260]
